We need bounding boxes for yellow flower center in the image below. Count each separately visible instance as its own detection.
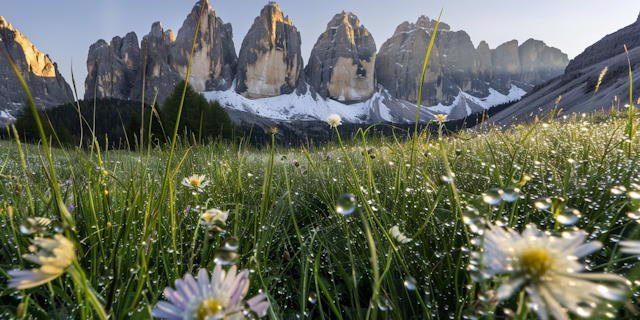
[190,179,201,188]
[196,298,224,320]
[521,248,553,277]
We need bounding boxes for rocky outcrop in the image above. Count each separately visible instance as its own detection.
[84,0,236,105]
[375,16,444,106]
[305,11,376,103]
[129,22,182,104]
[168,0,237,92]
[235,2,304,99]
[85,32,141,100]
[490,40,522,93]
[0,16,73,118]
[518,39,568,85]
[376,16,568,106]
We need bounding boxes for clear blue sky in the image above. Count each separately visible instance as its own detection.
[2,0,638,98]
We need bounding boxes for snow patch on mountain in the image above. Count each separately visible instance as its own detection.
[427,85,526,115]
[201,84,526,123]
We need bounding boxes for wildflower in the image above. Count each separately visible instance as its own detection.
[107,222,112,227]
[182,174,209,192]
[389,226,412,244]
[515,125,524,130]
[434,114,448,123]
[152,265,269,319]
[201,209,230,231]
[268,127,278,134]
[290,159,300,167]
[327,114,342,128]
[102,170,108,176]
[476,224,627,319]
[103,190,108,195]
[8,234,75,289]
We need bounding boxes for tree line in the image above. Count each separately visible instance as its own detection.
[9,80,236,149]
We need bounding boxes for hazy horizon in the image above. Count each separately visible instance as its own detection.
[2,0,639,99]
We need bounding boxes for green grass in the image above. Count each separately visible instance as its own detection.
[1,105,640,319]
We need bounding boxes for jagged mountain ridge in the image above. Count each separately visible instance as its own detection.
[0,16,74,123]
[487,12,640,126]
[85,0,236,104]
[1,0,569,126]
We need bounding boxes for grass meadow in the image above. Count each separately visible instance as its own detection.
[1,104,640,319]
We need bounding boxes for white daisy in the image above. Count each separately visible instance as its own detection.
[434,114,448,123]
[201,209,230,231]
[477,224,627,320]
[152,265,269,319]
[619,240,640,254]
[182,175,209,192]
[327,114,342,128]
[8,234,75,289]
[389,226,412,244]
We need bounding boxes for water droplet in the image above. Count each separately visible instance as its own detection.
[404,276,417,290]
[441,175,454,183]
[214,248,237,266]
[336,193,356,215]
[534,198,553,210]
[557,208,581,225]
[502,187,520,202]
[220,237,240,251]
[462,209,486,234]
[483,188,503,205]
[308,292,317,304]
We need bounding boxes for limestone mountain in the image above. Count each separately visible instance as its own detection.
[0,16,73,121]
[376,16,568,108]
[305,11,377,103]
[235,1,304,98]
[84,0,236,105]
[488,12,640,125]
[84,32,141,100]
[168,0,237,92]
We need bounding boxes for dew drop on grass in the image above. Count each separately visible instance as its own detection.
[534,198,553,210]
[462,209,486,234]
[483,188,503,205]
[214,248,237,265]
[221,237,240,251]
[404,276,417,290]
[308,291,317,304]
[557,209,581,225]
[336,193,356,215]
[441,175,454,183]
[502,187,520,202]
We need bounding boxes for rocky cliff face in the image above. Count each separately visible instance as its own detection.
[305,11,376,103]
[84,0,236,105]
[518,39,568,85]
[375,16,445,106]
[85,32,140,100]
[376,16,568,106]
[168,0,237,92]
[490,40,522,93]
[235,2,304,98]
[0,16,73,119]
[128,22,182,104]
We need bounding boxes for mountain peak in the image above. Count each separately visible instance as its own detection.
[0,16,13,30]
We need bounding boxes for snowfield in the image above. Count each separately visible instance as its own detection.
[202,84,526,124]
